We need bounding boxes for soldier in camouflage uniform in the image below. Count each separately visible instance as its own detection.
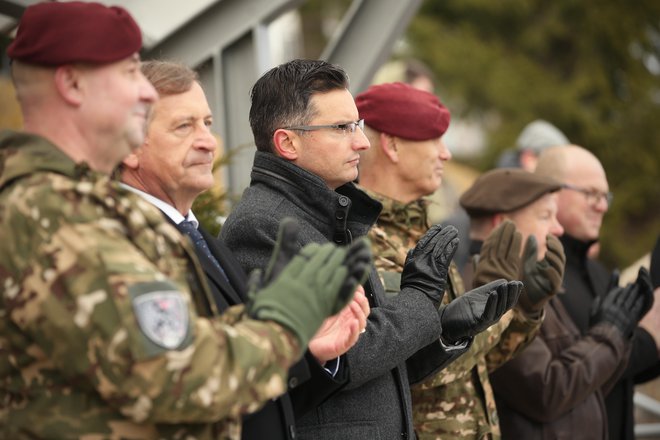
[356,82,540,439]
[0,3,370,439]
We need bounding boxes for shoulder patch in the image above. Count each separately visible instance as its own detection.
[131,288,190,350]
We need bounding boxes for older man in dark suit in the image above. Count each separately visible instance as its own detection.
[119,60,370,440]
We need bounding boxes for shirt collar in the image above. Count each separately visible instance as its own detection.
[119,183,199,228]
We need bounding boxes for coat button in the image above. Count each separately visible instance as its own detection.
[338,196,349,207]
[288,377,299,388]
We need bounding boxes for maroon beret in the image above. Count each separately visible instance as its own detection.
[460,168,562,217]
[355,82,450,141]
[7,1,142,66]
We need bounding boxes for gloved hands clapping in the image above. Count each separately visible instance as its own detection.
[590,267,654,338]
[248,218,373,348]
[517,234,566,316]
[400,224,459,306]
[439,279,523,345]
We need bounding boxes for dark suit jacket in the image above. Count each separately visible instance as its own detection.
[173,221,347,440]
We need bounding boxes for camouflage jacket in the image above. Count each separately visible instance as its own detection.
[364,190,541,440]
[0,131,301,440]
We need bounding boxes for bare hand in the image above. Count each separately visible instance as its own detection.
[309,285,370,364]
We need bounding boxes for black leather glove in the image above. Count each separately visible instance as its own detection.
[400,224,459,305]
[590,270,653,338]
[634,266,655,318]
[518,235,566,316]
[439,279,523,344]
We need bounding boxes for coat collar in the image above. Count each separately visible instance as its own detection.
[560,233,598,265]
[250,151,382,243]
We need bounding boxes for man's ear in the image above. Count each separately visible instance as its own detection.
[53,65,84,106]
[493,213,506,228]
[273,128,299,160]
[122,152,140,170]
[380,133,399,163]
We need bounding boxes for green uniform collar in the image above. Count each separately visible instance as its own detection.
[361,188,430,231]
[0,130,94,190]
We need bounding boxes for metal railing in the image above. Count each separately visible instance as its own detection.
[635,392,660,438]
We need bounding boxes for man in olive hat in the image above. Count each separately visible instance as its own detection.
[355,82,529,440]
[461,166,654,439]
[459,168,566,289]
[0,3,371,438]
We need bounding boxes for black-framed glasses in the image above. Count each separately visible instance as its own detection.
[562,183,613,207]
[283,119,365,135]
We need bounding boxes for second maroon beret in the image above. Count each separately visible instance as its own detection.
[355,82,450,141]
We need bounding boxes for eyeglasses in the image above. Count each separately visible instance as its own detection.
[562,183,613,207]
[283,119,364,135]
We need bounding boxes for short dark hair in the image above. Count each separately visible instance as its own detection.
[249,59,349,152]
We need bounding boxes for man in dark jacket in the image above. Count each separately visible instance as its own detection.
[221,59,521,439]
[119,60,371,440]
[534,145,660,440]
[460,166,652,438]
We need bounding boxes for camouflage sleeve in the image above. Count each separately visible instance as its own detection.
[369,225,408,273]
[485,308,543,372]
[3,190,301,424]
[369,227,407,298]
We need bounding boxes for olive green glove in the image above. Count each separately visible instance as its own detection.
[518,235,566,316]
[248,236,372,349]
[439,279,523,344]
[472,220,522,288]
[400,224,459,306]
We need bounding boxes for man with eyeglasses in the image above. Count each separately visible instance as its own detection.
[221,59,521,439]
[456,167,649,439]
[535,145,660,440]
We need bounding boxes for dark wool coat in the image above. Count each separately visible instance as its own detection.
[221,151,468,440]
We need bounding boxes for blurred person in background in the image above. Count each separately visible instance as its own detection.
[496,119,570,171]
[525,144,660,439]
